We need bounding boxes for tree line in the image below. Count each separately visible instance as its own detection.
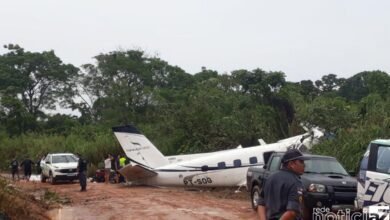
[1,44,389,171]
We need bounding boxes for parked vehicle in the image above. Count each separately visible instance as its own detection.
[355,139,390,210]
[247,151,357,216]
[41,153,79,184]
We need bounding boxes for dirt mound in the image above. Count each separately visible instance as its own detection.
[0,177,56,220]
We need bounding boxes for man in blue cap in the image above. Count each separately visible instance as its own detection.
[257,149,308,220]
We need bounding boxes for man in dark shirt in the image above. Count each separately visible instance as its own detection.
[258,149,308,220]
[20,158,34,181]
[77,153,88,192]
[10,157,19,181]
[111,154,119,183]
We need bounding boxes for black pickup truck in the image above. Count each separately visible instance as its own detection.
[246,151,357,214]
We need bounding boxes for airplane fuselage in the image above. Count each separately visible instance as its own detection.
[113,124,324,187]
[133,140,301,187]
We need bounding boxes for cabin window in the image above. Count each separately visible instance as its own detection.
[201,165,209,172]
[249,157,257,164]
[218,162,226,169]
[233,159,242,167]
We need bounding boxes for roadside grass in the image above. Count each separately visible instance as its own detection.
[43,189,71,205]
[0,126,121,173]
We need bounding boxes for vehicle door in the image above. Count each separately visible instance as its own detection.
[41,155,51,176]
[363,143,390,207]
[264,154,282,180]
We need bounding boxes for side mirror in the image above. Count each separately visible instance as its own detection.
[46,161,50,164]
[348,171,356,177]
[263,164,268,169]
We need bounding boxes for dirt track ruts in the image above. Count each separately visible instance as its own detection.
[14,179,257,220]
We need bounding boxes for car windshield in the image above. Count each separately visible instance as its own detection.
[52,155,78,163]
[304,158,348,176]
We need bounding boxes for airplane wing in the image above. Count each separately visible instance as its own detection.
[118,164,157,181]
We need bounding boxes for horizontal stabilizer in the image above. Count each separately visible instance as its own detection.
[258,139,266,145]
[118,164,157,181]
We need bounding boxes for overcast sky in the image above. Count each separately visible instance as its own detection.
[1,0,390,82]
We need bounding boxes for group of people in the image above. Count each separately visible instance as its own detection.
[77,153,127,191]
[10,156,41,181]
[104,153,128,184]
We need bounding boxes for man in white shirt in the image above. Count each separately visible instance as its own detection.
[104,154,112,184]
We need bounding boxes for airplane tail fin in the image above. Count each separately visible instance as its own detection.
[112,125,169,168]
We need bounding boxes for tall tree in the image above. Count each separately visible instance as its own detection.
[76,49,193,125]
[299,80,319,101]
[0,44,79,134]
[315,74,345,93]
[193,67,218,82]
[339,71,390,101]
[300,96,357,131]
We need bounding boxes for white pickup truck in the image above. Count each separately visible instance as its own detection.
[40,153,79,184]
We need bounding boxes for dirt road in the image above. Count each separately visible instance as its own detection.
[13,177,257,220]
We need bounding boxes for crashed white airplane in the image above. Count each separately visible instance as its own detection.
[113,125,325,187]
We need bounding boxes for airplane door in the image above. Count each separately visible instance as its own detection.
[363,143,390,207]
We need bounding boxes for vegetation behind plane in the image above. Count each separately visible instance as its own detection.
[0,44,389,171]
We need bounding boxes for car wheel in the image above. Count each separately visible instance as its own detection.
[49,172,56,185]
[251,185,261,210]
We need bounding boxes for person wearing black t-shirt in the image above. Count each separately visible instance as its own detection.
[20,158,34,181]
[77,153,88,192]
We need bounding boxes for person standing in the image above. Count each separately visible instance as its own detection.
[77,153,88,192]
[10,157,20,181]
[118,154,126,183]
[119,154,126,168]
[20,157,34,181]
[104,154,112,184]
[111,154,120,183]
[36,155,44,175]
[257,149,308,220]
